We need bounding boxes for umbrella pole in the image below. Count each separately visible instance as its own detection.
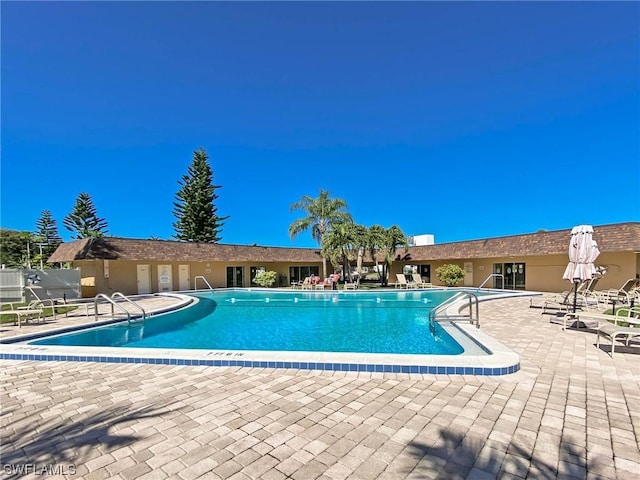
[573,280,579,313]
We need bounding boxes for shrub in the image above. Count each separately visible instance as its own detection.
[435,264,465,287]
[253,270,278,287]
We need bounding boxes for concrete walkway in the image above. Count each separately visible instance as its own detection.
[1,296,639,479]
[0,294,190,341]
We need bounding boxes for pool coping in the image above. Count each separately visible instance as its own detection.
[0,289,533,376]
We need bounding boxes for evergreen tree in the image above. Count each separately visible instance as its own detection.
[173,147,228,243]
[34,210,63,267]
[63,193,109,239]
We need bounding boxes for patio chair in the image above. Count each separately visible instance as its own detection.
[1,302,44,328]
[25,287,92,319]
[344,276,360,290]
[300,277,313,290]
[583,277,600,293]
[540,289,599,315]
[411,274,430,288]
[617,278,639,303]
[541,290,575,315]
[596,307,640,357]
[395,274,416,289]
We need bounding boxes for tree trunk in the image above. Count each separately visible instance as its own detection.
[356,247,363,277]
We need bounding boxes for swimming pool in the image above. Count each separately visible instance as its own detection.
[30,290,464,355]
[3,288,525,375]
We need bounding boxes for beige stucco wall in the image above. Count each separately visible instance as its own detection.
[72,252,637,297]
[389,252,638,292]
[76,260,324,296]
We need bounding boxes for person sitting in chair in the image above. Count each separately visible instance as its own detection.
[331,273,340,290]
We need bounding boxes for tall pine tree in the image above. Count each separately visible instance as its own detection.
[34,210,63,266]
[63,193,109,239]
[173,148,228,243]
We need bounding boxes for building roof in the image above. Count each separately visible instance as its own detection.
[48,222,640,264]
[407,222,640,261]
[48,237,324,263]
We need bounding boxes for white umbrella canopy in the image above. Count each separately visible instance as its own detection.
[562,225,600,312]
[562,225,599,281]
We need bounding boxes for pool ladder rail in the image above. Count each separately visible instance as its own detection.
[94,292,147,323]
[194,276,214,290]
[477,273,505,290]
[429,290,480,333]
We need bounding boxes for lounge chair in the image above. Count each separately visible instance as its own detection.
[617,278,639,303]
[344,277,360,290]
[595,308,640,357]
[25,287,92,319]
[1,302,44,328]
[300,277,313,290]
[411,274,431,288]
[583,277,600,294]
[540,289,599,315]
[593,279,638,305]
[395,274,416,289]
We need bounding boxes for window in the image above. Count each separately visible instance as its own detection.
[403,265,418,276]
[289,266,320,284]
[403,264,431,282]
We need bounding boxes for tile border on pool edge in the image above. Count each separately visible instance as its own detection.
[0,351,519,376]
[0,326,521,377]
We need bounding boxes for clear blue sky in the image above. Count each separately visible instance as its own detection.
[2,2,639,248]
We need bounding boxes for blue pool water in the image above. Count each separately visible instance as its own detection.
[30,290,466,355]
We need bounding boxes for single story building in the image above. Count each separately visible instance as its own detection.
[47,222,639,297]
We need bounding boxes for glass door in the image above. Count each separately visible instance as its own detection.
[226,266,244,287]
[493,264,504,289]
[250,266,265,287]
[514,263,526,290]
[495,263,526,290]
[419,265,431,283]
[503,263,515,290]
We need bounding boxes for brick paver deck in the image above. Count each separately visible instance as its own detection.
[1,296,639,479]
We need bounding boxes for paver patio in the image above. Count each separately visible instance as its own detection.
[1,295,639,479]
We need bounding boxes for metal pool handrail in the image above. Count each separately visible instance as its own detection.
[478,273,504,289]
[94,293,131,323]
[429,290,480,333]
[194,276,213,290]
[111,292,146,321]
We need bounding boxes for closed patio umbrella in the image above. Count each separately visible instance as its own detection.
[562,225,600,313]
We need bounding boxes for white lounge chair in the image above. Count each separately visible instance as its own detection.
[300,277,313,290]
[395,274,416,289]
[596,308,640,357]
[540,289,599,315]
[411,274,431,288]
[344,277,359,290]
[25,287,92,319]
[1,302,44,328]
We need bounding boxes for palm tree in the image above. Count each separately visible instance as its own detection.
[321,223,363,282]
[288,190,353,278]
[368,225,409,286]
[351,224,369,280]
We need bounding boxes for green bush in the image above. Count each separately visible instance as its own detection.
[253,270,278,287]
[435,264,465,287]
